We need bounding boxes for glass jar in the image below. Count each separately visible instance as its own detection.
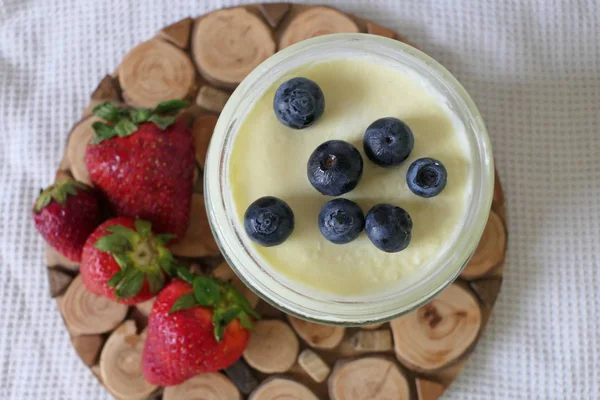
[205,33,494,325]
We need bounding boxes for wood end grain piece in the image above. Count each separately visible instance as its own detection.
[279,7,359,49]
[164,372,241,400]
[192,8,275,88]
[66,117,99,187]
[298,349,331,383]
[196,85,230,113]
[287,315,345,349]
[391,283,482,372]
[99,320,156,400]
[119,39,196,108]
[159,17,193,49]
[60,275,128,336]
[350,329,393,352]
[250,377,318,400]
[461,211,507,280]
[329,357,409,400]
[243,319,299,373]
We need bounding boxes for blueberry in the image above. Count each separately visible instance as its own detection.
[406,158,447,198]
[307,140,363,196]
[273,77,325,129]
[244,196,294,247]
[363,117,414,167]
[318,199,365,244]
[365,204,412,253]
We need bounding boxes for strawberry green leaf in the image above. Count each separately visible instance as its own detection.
[35,193,52,212]
[147,272,165,295]
[106,225,138,243]
[95,233,131,253]
[72,181,88,190]
[107,268,127,288]
[153,99,188,115]
[34,180,89,213]
[212,307,241,342]
[193,277,220,306]
[229,286,260,319]
[114,119,138,137]
[148,114,177,130]
[91,122,118,144]
[177,267,195,284]
[134,219,152,237]
[115,269,145,299]
[112,253,132,270]
[117,107,130,118]
[64,185,78,196]
[92,102,121,123]
[213,323,224,343]
[170,293,198,313]
[155,233,176,245]
[130,108,152,124]
[53,189,67,206]
[158,256,177,277]
[238,311,254,331]
[221,307,242,326]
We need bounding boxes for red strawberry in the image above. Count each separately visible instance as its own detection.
[85,100,194,238]
[142,273,259,386]
[80,217,176,305]
[33,179,102,262]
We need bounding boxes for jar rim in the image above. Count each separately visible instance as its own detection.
[205,33,494,325]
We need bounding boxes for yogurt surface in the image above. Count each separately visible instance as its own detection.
[229,57,473,296]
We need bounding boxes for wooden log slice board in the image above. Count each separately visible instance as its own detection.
[47,3,508,399]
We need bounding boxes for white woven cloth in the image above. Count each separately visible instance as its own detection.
[1,0,599,398]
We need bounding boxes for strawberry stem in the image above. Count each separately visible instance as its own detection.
[95,219,177,299]
[169,273,261,342]
[34,179,88,213]
[90,100,189,144]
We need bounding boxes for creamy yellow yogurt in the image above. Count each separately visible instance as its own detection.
[229,57,472,296]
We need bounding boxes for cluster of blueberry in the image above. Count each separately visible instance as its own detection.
[244,78,447,253]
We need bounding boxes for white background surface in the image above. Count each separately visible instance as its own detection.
[1,0,599,398]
